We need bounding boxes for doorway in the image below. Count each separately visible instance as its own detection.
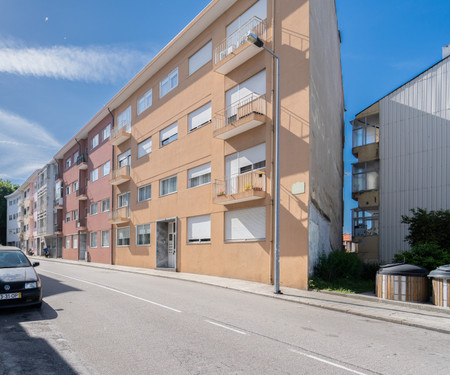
[156,218,177,270]
[79,233,87,261]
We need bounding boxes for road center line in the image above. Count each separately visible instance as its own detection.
[289,349,369,375]
[41,269,182,313]
[205,320,247,335]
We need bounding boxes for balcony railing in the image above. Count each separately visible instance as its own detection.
[76,186,87,200]
[109,165,131,185]
[54,224,62,233]
[76,153,88,169]
[110,124,131,146]
[213,93,266,139]
[108,206,130,224]
[213,170,266,205]
[214,17,267,66]
[77,218,86,230]
[37,224,47,235]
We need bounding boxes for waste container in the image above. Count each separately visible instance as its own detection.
[376,263,429,302]
[428,265,450,308]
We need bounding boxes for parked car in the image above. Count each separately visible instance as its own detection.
[0,247,42,309]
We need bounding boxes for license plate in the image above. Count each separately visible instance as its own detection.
[0,292,21,300]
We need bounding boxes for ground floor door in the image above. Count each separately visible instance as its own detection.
[79,233,87,261]
[156,218,177,270]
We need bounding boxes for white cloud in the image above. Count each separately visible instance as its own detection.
[0,109,62,184]
[0,37,150,83]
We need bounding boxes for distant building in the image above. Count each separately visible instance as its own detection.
[351,49,450,263]
[5,189,21,247]
[343,233,356,253]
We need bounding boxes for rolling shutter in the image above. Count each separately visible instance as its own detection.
[225,206,265,241]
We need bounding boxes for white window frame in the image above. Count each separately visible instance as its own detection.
[116,227,130,247]
[65,158,71,169]
[90,168,99,182]
[187,215,211,243]
[73,234,78,249]
[72,210,78,221]
[118,192,130,208]
[136,223,151,246]
[188,163,211,188]
[90,202,98,216]
[160,175,177,196]
[188,102,212,132]
[91,134,99,150]
[102,124,111,141]
[90,231,98,248]
[66,185,71,195]
[73,180,78,191]
[138,137,152,158]
[118,150,131,168]
[160,68,178,98]
[65,236,71,249]
[137,89,152,115]
[73,151,79,163]
[101,198,110,213]
[117,106,131,132]
[189,40,212,75]
[101,230,110,248]
[65,213,70,223]
[225,206,266,242]
[102,161,111,177]
[160,122,178,147]
[138,184,151,202]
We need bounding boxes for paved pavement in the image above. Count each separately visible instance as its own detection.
[32,256,450,335]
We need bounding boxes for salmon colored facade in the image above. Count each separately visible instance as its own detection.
[51,0,344,290]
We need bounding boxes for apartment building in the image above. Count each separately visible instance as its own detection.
[71,0,344,290]
[54,115,113,263]
[5,189,21,247]
[351,48,450,263]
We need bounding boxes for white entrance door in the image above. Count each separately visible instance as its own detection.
[167,221,176,268]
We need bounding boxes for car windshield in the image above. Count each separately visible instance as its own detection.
[0,251,31,268]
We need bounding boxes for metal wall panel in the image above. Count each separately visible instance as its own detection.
[379,58,450,263]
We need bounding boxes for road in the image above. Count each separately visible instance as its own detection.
[1,260,449,375]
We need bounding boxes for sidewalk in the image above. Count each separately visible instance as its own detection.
[35,257,450,334]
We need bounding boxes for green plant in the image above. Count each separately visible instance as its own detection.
[393,243,450,271]
[314,250,364,282]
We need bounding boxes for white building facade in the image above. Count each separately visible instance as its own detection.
[6,189,21,247]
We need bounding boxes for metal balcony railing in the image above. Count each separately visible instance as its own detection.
[214,17,267,65]
[110,165,130,180]
[76,186,87,197]
[76,152,88,165]
[214,170,266,197]
[111,123,131,139]
[108,206,130,221]
[54,224,62,233]
[214,93,266,132]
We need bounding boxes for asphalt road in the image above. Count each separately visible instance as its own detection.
[1,260,449,375]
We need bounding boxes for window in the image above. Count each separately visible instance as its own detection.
[189,41,212,75]
[188,215,211,243]
[352,209,379,237]
[65,213,70,223]
[160,122,178,146]
[226,143,265,177]
[188,163,211,188]
[102,124,111,141]
[73,151,79,163]
[101,198,110,213]
[90,168,99,182]
[55,181,62,199]
[65,158,71,169]
[91,134,99,149]
[101,230,110,247]
[136,224,150,245]
[73,234,78,249]
[160,68,178,98]
[225,206,266,242]
[73,180,78,191]
[160,175,177,196]
[65,236,71,249]
[117,106,131,132]
[188,102,211,131]
[138,184,151,202]
[352,115,379,148]
[66,185,71,195]
[72,210,78,221]
[118,150,131,168]
[138,137,152,158]
[102,161,111,177]
[117,227,130,246]
[90,232,98,248]
[352,161,379,193]
[118,192,130,208]
[137,89,152,115]
[90,202,98,215]
[226,0,267,40]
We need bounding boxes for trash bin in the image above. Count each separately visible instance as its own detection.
[376,263,429,302]
[428,265,450,308]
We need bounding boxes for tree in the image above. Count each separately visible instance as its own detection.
[0,179,19,245]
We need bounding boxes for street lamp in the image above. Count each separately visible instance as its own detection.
[246,32,281,294]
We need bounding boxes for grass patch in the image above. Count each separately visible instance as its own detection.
[309,277,375,294]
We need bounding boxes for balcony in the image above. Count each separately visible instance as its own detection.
[214,17,267,74]
[54,197,63,210]
[76,153,88,170]
[37,225,47,236]
[76,187,87,200]
[352,161,379,199]
[109,165,131,186]
[108,206,130,224]
[54,224,62,235]
[213,170,266,205]
[109,124,131,146]
[76,219,87,231]
[214,93,266,140]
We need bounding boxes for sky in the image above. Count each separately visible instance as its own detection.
[0,0,449,233]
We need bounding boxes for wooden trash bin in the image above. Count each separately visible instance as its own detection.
[376,263,429,302]
[428,265,450,308]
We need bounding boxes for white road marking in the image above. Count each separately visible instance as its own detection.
[205,320,247,335]
[41,269,182,313]
[289,349,369,375]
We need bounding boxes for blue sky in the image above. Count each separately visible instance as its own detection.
[0,0,449,233]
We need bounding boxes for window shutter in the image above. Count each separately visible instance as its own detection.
[225,206,265,241]
[188,215,211,241]
[239,143,265,168]
[189,41,212,75]
[188,163,211,180]
[160,123,178,142]
[138,138,152,158]
[189,102,212,131]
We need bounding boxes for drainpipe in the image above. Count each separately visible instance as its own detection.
[108,107,115,265]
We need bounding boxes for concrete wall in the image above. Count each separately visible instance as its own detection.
[379,57,450,262]
[308,0,344,271]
